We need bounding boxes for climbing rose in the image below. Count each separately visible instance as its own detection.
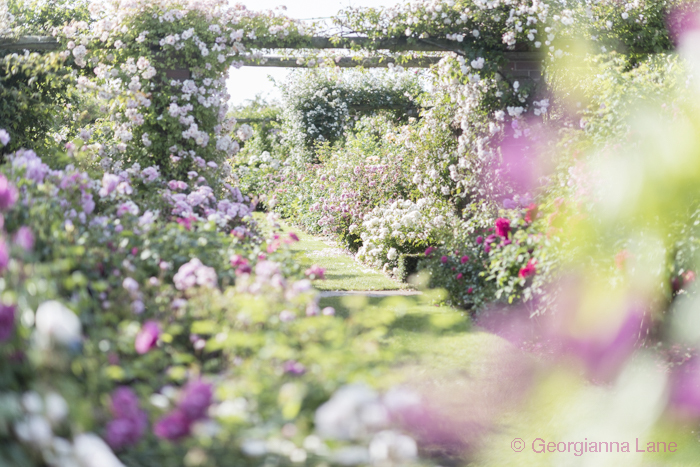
[460,255,469,264]
[518,259,537,279]
[424,247,436,256]
[495,218,511,238]
[441,256,448,264]
[134,321,160,354]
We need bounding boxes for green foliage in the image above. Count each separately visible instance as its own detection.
[0,52,87,157]
[7,0,90,35]
[231,96,283,159]
[280,69,423,161]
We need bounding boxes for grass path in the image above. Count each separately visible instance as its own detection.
[264,214,700,467]
[278,220,407,291]
[260,214,506,379]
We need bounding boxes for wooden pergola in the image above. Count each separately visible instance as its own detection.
[0,35,540,73]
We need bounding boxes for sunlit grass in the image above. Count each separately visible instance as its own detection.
[280,221,406,291]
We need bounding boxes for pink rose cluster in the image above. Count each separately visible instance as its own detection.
[173,258,218,290]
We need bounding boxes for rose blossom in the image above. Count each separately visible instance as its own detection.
[518,259,537,279]
[495,218,511,238]
[134,321,160,354]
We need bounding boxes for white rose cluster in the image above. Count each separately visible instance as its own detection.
[356,198,454,273]
[314,384,419,466]
[58,0,309,179]
[11,388,124,467]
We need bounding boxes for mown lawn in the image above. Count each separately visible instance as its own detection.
[257,214,700,467]
[274,217,407,291]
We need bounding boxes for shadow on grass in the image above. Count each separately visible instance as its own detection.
[319,293,471,335]
[317,292,498,375]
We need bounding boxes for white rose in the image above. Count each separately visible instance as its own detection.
[45,392,69,424]
[15,415,53,447]
[35,301,82,346]
[73,433,125,467]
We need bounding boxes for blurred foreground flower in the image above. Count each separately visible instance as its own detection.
[0,174,18,211]
[518,259,536,279]
[478,282,648,382]
[179,380,214,421]
[0,128,10,146]
[106,387,148,449]
[13,226,34,251]
[35,300,82,347]
[74,433,125,467]
[668,357,700,419]
[154,409,191,441]
[154,380,213,441]
[305,264,326,280]
[173,258,218,290]
[134,321,160,354]
[0,303,16,341]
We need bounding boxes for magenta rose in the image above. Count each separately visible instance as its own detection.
[135,321,160,354]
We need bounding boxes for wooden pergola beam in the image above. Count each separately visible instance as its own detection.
[0,36,537,69]
[241,55,442,68]
[0,35,464,54]
[253,36,464,53]
[0,35,61,52]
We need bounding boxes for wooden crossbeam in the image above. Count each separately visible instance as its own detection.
[0,36,536,70]
[0,35,464,54]
[241,55,441,68]
[253,36,464,52]
[0,35,61,52]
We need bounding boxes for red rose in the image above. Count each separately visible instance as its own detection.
[518,259,537,279]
